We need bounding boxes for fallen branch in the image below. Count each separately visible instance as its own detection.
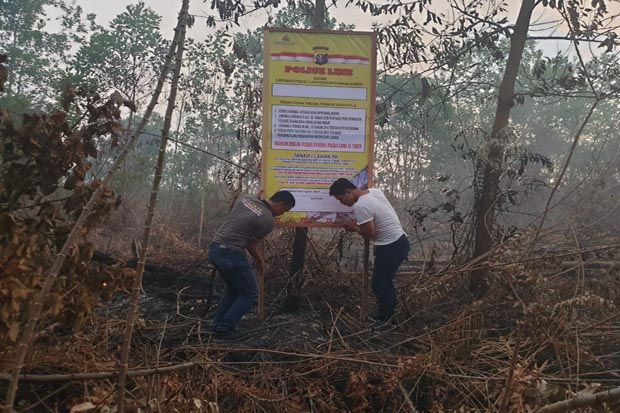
[202,346,401,368]
[536,386,620,413]
[92,250,173,273]
[0,363,198,382]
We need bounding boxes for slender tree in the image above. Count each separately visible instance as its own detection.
[469,0,537,296]
[116,1,189,411]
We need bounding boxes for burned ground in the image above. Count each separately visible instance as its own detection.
[3,226,619,412]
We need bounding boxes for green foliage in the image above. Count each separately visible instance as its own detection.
[0,0,89,108]
[71,1,165,107]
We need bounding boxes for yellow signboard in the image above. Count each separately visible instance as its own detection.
[262,28,377,227]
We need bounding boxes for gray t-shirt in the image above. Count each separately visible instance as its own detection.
[212,196,274,251]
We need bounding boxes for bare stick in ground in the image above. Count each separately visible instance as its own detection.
[497,324,522,412]
[115,2,189,411]
[1,3,190,411]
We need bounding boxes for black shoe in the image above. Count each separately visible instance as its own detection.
[211,329,246,341]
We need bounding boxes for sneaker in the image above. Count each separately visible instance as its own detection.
[371,319,390,332]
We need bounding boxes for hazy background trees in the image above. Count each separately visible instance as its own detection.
[2,0,620,267]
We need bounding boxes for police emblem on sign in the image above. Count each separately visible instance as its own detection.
[313,46,329,65]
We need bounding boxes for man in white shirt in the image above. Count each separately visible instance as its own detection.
[329,178,410,325]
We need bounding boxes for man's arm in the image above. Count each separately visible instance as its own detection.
[246,237,265,272]
[345,220,375,240]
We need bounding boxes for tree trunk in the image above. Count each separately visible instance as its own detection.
[313,0,326,30]
[470,0,536,297]
[115,1,189,411]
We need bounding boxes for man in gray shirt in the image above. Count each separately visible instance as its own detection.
[209,191,295,338]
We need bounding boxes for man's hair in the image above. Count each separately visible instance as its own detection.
[329,178,357,196]
[270,190,295,207]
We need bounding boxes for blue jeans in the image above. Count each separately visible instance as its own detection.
[208,243,258,332]
[372,235,410,321]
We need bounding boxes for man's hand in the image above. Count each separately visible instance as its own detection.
[343,222,358,233]
[344,220,375,240]
[247,238,265,272]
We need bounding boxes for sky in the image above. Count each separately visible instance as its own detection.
[78,0,389,36]
[74,0,584,58]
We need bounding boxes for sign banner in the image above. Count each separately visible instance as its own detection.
[262,28,376,226]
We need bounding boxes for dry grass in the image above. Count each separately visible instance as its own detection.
[2,226,620,412]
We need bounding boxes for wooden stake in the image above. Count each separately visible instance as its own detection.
[286,0,325,286]
[290,227,308,277]
[361,238,370,321]
[257,268,265,320]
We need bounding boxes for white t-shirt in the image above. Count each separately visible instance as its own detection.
[353,188,405,245]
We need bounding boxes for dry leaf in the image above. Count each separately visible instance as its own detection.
[70,401,96,412]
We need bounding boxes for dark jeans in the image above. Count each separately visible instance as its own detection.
[372,234,410,321]
[208,243,258,332]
